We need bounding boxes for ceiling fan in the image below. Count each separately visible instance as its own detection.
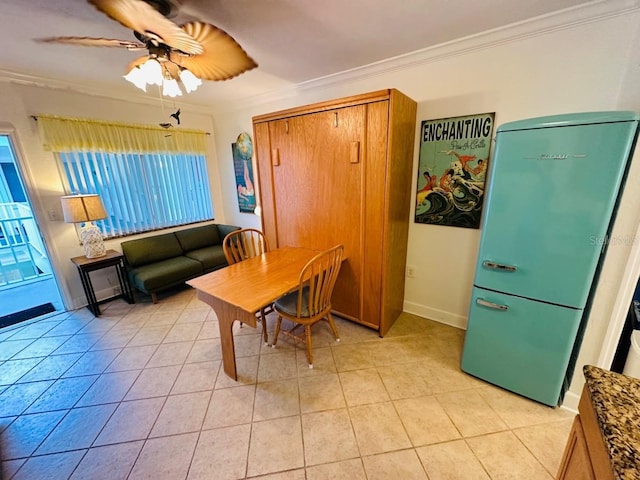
[36,0,257,96]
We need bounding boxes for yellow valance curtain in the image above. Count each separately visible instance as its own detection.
[36,114,208,154]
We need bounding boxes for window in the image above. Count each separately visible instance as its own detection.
[37,115,213,238]
[60,150,213,238]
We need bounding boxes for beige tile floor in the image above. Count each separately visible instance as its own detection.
[0,288,574,479]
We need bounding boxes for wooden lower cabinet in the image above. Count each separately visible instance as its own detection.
[253,89,417,335]
[556,386,614,480]
[556,416,596,480]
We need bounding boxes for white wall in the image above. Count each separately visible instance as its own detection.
[208,7,640,404]
[0,4,638,405]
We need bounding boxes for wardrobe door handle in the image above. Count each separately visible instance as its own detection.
[476,298,509,311]
[271,148,280,166]
[350,141,360,164]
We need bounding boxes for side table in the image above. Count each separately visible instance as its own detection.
[70,249,134,316]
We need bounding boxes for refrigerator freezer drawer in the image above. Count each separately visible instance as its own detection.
[461,287,583,406]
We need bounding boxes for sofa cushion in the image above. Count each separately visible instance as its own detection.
[175,224,220,252]
[122,233,184,267]
[128,256,203,293]
[184,245,227,273]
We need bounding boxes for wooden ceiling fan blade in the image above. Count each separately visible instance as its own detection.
[36,36,146,50]
[170,22,257,81]
[88,0,203,55]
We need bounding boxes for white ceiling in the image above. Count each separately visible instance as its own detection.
[0,0,600,106]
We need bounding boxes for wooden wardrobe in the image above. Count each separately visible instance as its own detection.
[252,89,417,336]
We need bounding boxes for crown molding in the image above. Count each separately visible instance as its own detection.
[216,0,640,113]
[0,0,637,114]
[0,69,213,113]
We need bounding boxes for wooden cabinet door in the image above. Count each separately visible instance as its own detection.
[266,105,366,320]
[556,416,596,480]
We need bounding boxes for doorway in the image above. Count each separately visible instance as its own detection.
[0,132,64,327]
[598,218,640,369]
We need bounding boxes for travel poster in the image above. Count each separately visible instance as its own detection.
[232,132,257,213]
[414,112,495,229]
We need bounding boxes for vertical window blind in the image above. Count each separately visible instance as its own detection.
[60,151,213,237]
[37,115,214,238]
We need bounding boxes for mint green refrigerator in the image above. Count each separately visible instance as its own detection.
[461,111,639,406]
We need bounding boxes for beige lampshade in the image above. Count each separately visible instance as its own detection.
[60,194,107,223]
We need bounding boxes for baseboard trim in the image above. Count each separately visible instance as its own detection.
[401,302,582,412]
[403,301,467,330]
[560,390,580,413]
[71,286,123,312]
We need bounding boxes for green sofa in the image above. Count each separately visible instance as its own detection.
[120,223,240,303]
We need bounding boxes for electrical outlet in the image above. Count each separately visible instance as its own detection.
[406,265,416,278]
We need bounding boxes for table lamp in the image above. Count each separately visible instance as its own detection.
[61,194,108,258]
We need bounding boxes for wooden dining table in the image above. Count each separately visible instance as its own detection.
[186,245,318,380]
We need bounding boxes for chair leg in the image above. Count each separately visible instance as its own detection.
[326,313,340,343]
[259,308,269,345]
[304,325,313,368]
[151,292,158,304]
[272,316,283,348]
[305,325,313,368]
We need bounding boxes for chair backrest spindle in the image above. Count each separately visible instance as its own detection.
[223,228,269,265]
[296,244,343,318]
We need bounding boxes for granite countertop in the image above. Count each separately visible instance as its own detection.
[583,365,640,480]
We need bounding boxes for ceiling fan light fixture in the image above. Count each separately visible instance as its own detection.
[140,58,163,86]
[40,0,258,99]
[179,68,202,93]
[123,66,148,91]
[124,59,201,97]
[162,77,182,97]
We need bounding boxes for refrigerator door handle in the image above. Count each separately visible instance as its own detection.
[476,298,509,311]
[482,261,517,272]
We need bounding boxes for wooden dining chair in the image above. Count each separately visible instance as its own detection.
[272,244,344,368]
[223,228,272,344]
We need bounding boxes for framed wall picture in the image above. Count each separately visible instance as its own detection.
[414,112,495,228]
[232,132,257,213]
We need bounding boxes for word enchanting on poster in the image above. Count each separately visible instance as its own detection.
[232,132,257,213]
[414,112,495,229]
